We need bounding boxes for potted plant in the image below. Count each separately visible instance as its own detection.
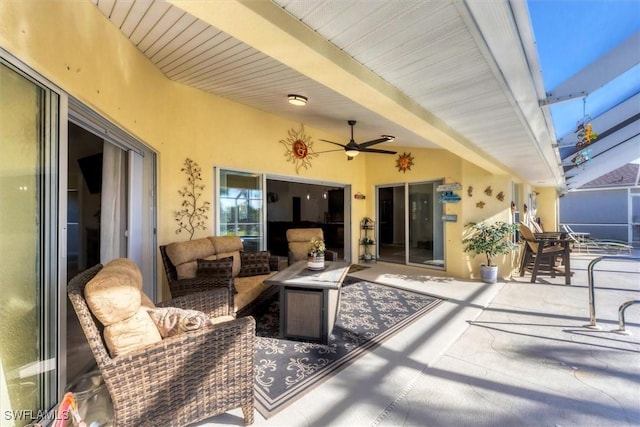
[462,221,519,283]
[307,236,326,270]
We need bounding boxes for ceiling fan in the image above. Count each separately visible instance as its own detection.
[318,120,396,160]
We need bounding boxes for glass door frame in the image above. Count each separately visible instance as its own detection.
[376,180,446,270]
[1,50,65,418]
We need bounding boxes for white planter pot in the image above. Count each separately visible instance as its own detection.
[480,264,498,283]
[307,254,325,270]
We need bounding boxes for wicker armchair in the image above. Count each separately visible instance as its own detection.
[67,264,255,426]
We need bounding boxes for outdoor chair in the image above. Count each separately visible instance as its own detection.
[562,224,633,254]
[67,263,256,426]
[285,227,339,265]
[519,223,572,284]
[528,220,567,240]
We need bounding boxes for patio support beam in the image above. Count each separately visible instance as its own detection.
[541,31,640,106]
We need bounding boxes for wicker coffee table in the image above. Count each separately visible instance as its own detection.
[265,260,350,344]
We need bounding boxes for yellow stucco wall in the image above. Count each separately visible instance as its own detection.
[1,0,531,294]
[533,187,559,232]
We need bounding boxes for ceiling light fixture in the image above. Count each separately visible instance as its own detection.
[345,149,359,157]
[287,94,308,106]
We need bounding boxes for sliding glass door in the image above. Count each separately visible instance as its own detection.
[377,181,444,268]
[0,61,58,425]
[408,182,444,267]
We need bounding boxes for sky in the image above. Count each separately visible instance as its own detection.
[527,0,640,140]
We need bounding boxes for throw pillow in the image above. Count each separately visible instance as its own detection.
[238,251,271,277]
[196,256,236,293]
[146,307,212,338]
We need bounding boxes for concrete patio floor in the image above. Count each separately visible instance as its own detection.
[196,250,640,427]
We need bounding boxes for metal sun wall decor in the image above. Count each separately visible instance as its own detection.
[279,124,318,174]
[395,152,414,173]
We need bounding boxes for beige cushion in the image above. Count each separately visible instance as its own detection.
[286,228,324,262]
[210,236,244,277]
[165,238,216,279]
[85,259,143,326]
[146,307,212,338]
[140,292,155,308]
[233,272,276,313]
[103,308,162,357]
[104,258,144,287]
[209,236,243,253]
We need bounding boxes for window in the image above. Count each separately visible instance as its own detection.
[217,169,264,252]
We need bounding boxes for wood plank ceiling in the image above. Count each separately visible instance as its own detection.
[91,0,567,189]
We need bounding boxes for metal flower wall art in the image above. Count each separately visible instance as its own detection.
[279,124,318,174]
[174,158,210,240]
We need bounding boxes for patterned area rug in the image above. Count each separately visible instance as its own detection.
[252,277,443,418]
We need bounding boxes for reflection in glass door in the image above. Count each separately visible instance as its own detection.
[378,185,405,264]
[217,169,263,251]
[0,62,58,424]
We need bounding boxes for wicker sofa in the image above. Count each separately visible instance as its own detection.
[67,259,255,426]
[160,235,287,316]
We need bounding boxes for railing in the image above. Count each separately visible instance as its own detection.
[616,299,640,335]
[585,255,640,334]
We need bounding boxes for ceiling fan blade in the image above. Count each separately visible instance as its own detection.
[358,135,395,149]
[319,139,346,148]
[315,149,345,154]
[360,148,397,155]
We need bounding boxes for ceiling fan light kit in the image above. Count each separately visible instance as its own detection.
[287,94,308,106]
[318,120,397,159]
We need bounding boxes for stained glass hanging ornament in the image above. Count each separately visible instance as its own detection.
[575,98,598,149]
[571,149,591,166]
